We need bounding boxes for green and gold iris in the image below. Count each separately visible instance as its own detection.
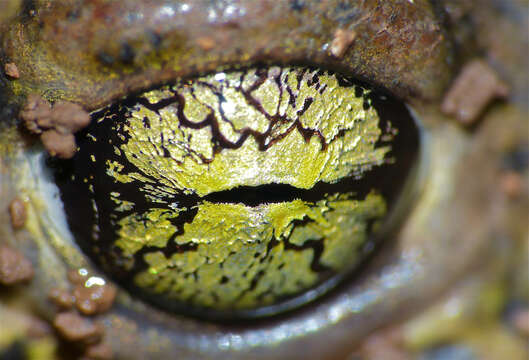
[54,66,412,315]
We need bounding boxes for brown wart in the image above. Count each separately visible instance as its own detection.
[9,197,27,229]
[50,268,117,316]
[4,62,19,79]
[441,59,509,125]
[53,311,104,344]
[20,95,91,159]
[0,245,34,285]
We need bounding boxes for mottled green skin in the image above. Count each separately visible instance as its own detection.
[81,67,390,310]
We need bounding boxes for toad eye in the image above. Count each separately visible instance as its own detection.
[51,66,418,318]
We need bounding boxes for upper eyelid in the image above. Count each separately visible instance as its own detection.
[4,0,453,110]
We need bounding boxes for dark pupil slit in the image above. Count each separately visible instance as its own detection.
[201,176,373,207]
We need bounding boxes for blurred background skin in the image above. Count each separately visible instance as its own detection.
[0,1,527,359]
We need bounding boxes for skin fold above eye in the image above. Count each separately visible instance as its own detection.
[0,1,527,360]
[2,0,452,109]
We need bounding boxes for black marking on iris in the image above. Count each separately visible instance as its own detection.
[284,74,297,107]
[283,235,330,273]
[235,223,332,305]
[66,8,81,21]
[133,223,199,264]
[354,86,364,98]
[132,73,328,155]
[333,1,363,26]
[142,116,151,129]
[248,270,266,292]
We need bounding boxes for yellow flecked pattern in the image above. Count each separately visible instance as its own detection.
[133,193,385,309]
[114,67,388,197]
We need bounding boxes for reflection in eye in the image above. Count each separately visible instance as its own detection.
[52,66,418,318]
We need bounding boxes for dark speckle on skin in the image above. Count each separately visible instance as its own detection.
[119,43,136,64]
[290,0,305,12]
[501,145,529,172]
[147,30,163,49]
[20,0,36,23]
[333,1,362,26]
[126,11,144,24]
[66,8,81,21]
[97,51,115,65]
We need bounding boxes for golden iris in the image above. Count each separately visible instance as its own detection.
[53,66,418,317]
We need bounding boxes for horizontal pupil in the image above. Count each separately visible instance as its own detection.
[191,175,371,207]
[204,183,341,207]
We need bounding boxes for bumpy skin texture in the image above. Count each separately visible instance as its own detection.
[0,1,527,360]
[1,0,452,109]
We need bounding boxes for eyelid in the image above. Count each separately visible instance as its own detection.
[5,0,453,110]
